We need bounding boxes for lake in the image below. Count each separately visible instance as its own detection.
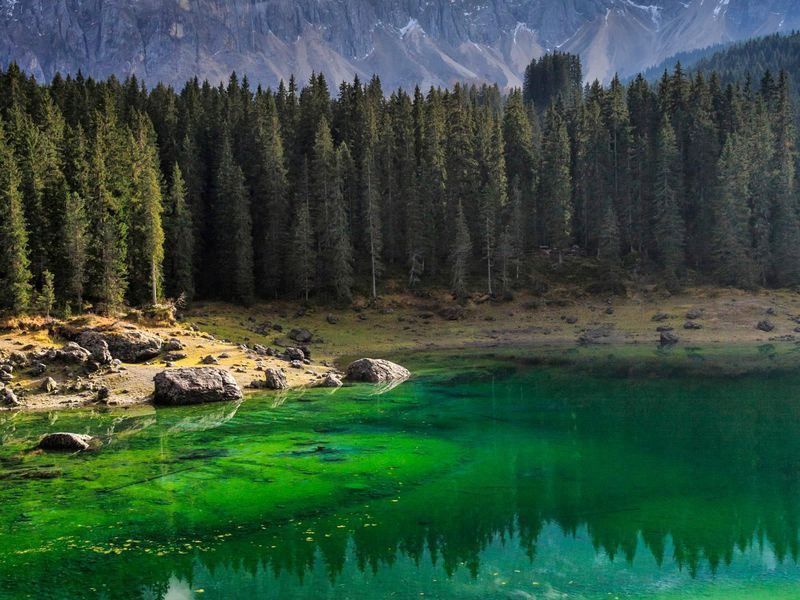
[2,348,800,599]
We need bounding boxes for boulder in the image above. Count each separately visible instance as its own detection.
[38,432,94,452]
[201,355,219,365]
[284,347,305,361]
[686,308,703,320]
[439,306,466,321]
[660,331,680,346]
[164,338,184,352]
[79,329,162,363]
[264,368,288,390]
[0,371,12,383]
[757,320,776,333]
[289,328,313,343]
[346,358,410,383]
[153,367,243,406]
[30,362,47,376]
[326,314,339,325]
[40,377,58,393]
[683,321,703,330]
[164,352,188,362]
[55,342,92,364]
[2,387,21,407]
[651,313,670,322]
[76,332,113,364]
[320,373,343,388]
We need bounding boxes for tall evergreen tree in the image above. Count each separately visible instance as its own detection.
[164,163,195,300]
[538,103,572,257]
[290,160,316,301]
[0,119,32,312]
[62,190,88,310]
[127,112,165,306]
[87,99,128,312]
[213,127,254,305]
[653,115,685,289]
[450,201,472,300]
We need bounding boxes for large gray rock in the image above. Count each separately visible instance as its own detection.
[153,368,243,406]
[79,329,162,363]
[55,342,92,364]
[76,332,113,364]
[38,432,95,452]
[346,358,410,383]
[2,387,21,407]
[264,368,289,390]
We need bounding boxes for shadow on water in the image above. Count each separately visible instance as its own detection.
[2,346,800,598]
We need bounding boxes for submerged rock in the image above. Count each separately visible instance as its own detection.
[153,367,243,406]
[346,358,410,383]
[38,432,95,452]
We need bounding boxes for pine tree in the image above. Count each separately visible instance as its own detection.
[127,112,165,306]
[712,134,755,287]
[214,127,254,305]
[598,200,621,263]
[653,115,685,289]
[476,110,507,295]
[770,71,800,286]
[0,119,32,312]
[87,100,128,312]
[362,142,383,299]
[252,92,289,297]
[538,104,572,257]
[327,146,354,302]
[450,201,472,300]
[290,160,316,301]
[62,190,88,310]
[164,163,195,299]
[38,269,56,317]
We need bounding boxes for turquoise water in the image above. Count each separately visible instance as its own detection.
[2,351,800,598]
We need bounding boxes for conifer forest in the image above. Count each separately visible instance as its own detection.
[0,51,798,314]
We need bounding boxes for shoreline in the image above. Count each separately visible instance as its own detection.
[3,286,800,412]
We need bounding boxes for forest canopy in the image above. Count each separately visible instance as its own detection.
[0,47,797,313]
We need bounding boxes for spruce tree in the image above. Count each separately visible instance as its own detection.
[290,160,316,301]
[127,112,165,306]
[538,103,572,257]
[653,115,685,289]
[87,100,128,312]
[164,163,195,300]
[712,134,755,287]
[362,142,383,299]
[327,146,354,303]
[0,120,32,312]
[450,201,472,300]
[214,127,254,305]
[598,200,621,263]
[252,93,289,297]
[62,190,88,310]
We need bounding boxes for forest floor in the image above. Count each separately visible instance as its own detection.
[3,284,800,411]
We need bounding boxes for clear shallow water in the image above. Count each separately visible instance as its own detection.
[2,350,800,599]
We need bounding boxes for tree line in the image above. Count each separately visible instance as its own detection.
[0,52,797,314]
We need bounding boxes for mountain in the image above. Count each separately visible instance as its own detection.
[1,0,798,90]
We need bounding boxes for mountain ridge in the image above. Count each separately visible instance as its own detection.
[0,0,798,90]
